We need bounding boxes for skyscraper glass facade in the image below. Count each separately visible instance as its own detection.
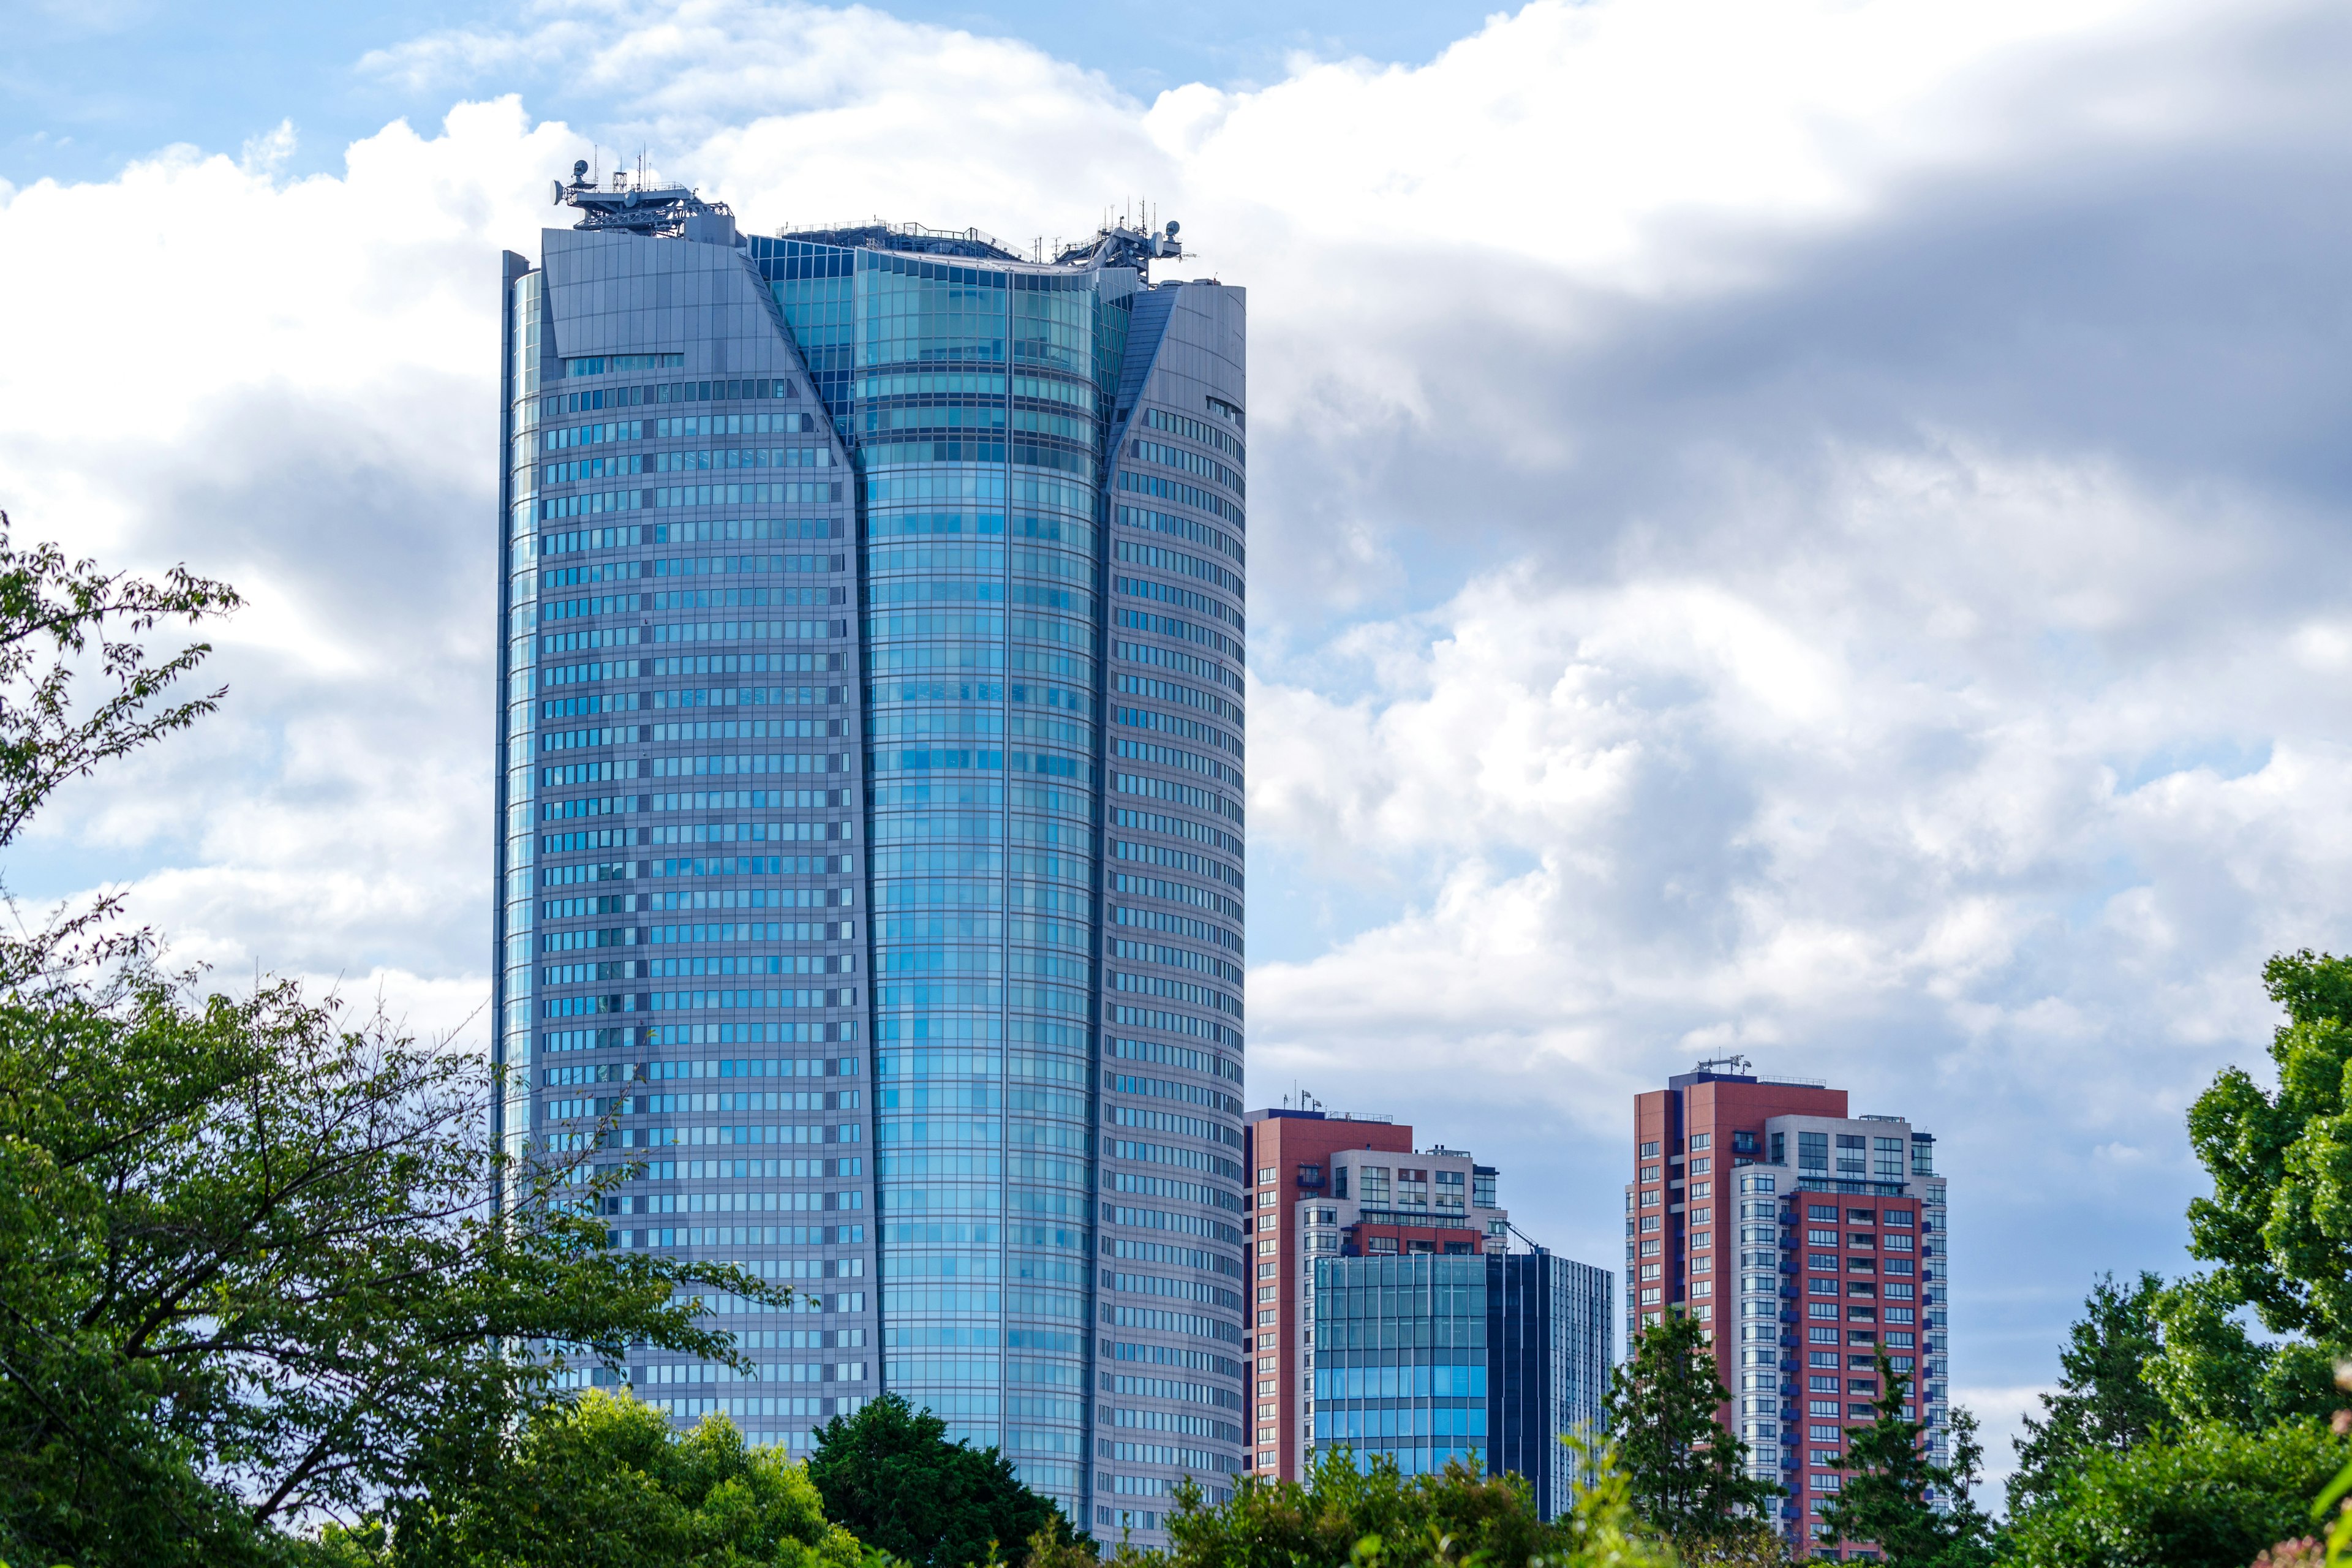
[1308,1253,1611,1520]
[495,179,1246,1535]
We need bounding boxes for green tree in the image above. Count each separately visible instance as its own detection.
[2008,1272,2171,1517]
[807,1392,1073,1568]
[2145,950,2352,1427]
[0,966,788,1568]
[2142,1275,2341,1430]
[0,516,241,851]
[1128,1441,1672,1568]
[318,1389,875,1568]
[1602,1310,1779,1539]
[1672,1532,1805,1568]
[1815,1357,1991,1567]
[0,524,791,1567]
[2000,1419,2349,1568]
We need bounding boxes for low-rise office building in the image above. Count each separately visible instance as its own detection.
[1245,1106,1611,1517]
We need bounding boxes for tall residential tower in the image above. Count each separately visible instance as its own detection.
[1627,1061,1950,1551]
[496,168,1248,1536]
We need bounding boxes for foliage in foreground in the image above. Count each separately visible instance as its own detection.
[1815,1358,1992,1568]
[1055,1442,1671,1568]
[2149,950,2352,1429]
[1603,1311,1778,1542]
[0,960,792,1568]
[808,1393,1075,1568]
[2001,1418,2351,1568]
[314,1390,873,1568]
[1667,1532,1804,1568]
[0,520,791,1567]
[2007,1273,2170,1520]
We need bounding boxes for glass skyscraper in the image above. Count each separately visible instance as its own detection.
[496,168,1246,1534]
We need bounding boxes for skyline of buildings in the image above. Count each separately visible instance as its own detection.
[489,159,1951,1550]
[1629,1060,1950,1551]
[495,164,1249,1536]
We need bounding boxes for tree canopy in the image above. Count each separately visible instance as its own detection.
[1112,1443,1670,1568]
[2180,951,2352,1341]
[1602,1310,1779,1540]
[1815,1357,1991,1568]
[2000,1419,2350,1568]
[2008,1272,2172,1517]
[0,953,791,1567]
[2141,949,2352,1430]
[807,1392,1073,1568]
[317,1390,875,1568]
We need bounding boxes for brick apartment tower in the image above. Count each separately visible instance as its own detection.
[1243,1109,1416,1479]
[1629,1060,1948,1551]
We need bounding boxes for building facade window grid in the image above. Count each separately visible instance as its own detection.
[1243,1110,1610,1517]
[497,193,1246,1537]
[1628,1067,1950,1548]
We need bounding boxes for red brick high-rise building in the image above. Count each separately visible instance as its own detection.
[1630,1060,1949,1550]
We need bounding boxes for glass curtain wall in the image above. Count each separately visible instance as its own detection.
[1310,1256,1490,1477]
[494,258,544,1172]
[766,238,1133,1511]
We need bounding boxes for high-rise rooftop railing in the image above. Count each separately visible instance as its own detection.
[773,219,1022,262]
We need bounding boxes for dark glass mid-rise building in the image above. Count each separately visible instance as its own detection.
[1245,1107,1611,1515]
[1308,1251,1612,1520]
[495,167,1247,1534]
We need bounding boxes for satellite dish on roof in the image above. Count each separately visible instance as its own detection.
[1165,220,1180,238]
[624,188,640,208]
[551,179,565,205]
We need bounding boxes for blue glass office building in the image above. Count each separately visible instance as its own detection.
[1309,1253,1612,1520]
[495,171,1247,1532]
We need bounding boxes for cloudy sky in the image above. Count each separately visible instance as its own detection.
[8,0,2351,1490]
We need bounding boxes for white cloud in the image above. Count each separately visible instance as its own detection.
[1244,429,2352,1303]
[239,118,298,176]
[1959,1381,2050,1498]
[0,97,580,1010]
